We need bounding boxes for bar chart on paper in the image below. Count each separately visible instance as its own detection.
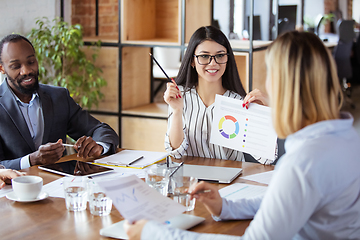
[210,95,277,160]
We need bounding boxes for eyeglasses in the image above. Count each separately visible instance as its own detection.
[193,53,229,65]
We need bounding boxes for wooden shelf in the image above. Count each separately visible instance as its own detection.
[122,103,168,118]
[230,40,272,50]
[83,36,118,44]
[121,0,181,44]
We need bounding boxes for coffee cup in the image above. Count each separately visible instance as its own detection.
[12,176,43,200]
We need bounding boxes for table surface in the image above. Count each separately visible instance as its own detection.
[0,154,274,240]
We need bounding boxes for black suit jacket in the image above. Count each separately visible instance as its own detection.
[0,81,119,169]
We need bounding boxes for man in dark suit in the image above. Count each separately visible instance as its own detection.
[0,34,119,170]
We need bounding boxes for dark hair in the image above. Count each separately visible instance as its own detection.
[0,34,35,64]
[176,26,246,97]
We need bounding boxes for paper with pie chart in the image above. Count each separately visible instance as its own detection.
[210,94,277,160]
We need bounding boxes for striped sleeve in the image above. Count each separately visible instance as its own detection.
[164,105,189,159]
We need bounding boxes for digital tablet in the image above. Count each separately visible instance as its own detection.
[38,160,114,177]
[183,164,242,183]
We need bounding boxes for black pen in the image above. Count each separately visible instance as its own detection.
[126,155,144,167]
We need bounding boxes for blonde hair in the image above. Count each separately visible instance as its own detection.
[266,31,343,139]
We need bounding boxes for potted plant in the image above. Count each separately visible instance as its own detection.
[27,17,106,110]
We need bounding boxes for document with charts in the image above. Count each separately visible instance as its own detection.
[210,94,277,160]
[97,175,185,223]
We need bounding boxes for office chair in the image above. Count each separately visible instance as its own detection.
[333,20,356,108]
[243,138,285,165]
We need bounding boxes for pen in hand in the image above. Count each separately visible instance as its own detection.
[168,189,211,197]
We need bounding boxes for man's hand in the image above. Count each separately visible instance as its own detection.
[0,169,26,189]
[29,139,65,166]
[75,136,103,159]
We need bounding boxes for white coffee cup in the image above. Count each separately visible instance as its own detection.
[12,176,43,200]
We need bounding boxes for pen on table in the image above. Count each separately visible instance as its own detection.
[127,155,144,167]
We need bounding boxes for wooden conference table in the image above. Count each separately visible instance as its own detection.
[0,154,274,240]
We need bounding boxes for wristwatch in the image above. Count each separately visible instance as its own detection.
[0,164,5,169]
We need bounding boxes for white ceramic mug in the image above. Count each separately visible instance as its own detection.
[12,176,43,200]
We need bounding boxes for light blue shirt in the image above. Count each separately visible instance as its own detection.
[11,91,110,169]
[141,112,360,240]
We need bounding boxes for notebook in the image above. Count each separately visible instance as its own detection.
[183,164,243,183]
[94,150,168,169]
[99,214,205,239]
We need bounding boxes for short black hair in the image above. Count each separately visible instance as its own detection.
[0,34,35,64]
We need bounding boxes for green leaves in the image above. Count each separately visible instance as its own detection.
[27,17,106,110]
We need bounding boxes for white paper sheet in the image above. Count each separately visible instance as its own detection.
[97,175,186,223]
[219,183,267,201]
[42,169,146,199]
[0,184,13,198]
[210,95,278,160]
[240,170,274,185]
[94,150,168,169]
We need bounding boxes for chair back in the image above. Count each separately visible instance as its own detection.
[337,20,355,43]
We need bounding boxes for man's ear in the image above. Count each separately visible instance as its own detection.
[0,64,5,74]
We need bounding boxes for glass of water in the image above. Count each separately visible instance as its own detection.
[145,164,171,196]
[63,176,88,212]
[171,176,198,211]
[88,179,112,216]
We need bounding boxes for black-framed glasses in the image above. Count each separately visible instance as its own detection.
[193,53,229,65]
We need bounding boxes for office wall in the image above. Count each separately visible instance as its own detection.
[0,0,60,40]
[354,0,360,23]
[214,0,230,38]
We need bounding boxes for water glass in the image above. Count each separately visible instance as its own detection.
[171,176,197,211]
[88,180,112,216]
[145,164,171,196]
[63,177,88,212]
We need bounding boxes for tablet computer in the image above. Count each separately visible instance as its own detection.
[38,160,114,177]
[183,164,242,183]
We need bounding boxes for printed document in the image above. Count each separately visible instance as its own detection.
[210,95,277,160]
[97,175,186,223]
[219,183,268,201]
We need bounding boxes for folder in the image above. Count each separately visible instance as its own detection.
[94,150,168,169]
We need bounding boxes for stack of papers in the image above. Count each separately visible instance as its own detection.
[94,150,168,169]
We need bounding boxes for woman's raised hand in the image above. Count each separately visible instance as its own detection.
[243,88,269,109]
[163,79,183,111]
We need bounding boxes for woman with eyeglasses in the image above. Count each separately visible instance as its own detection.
[125,31,360,240]
[163,26,272,164]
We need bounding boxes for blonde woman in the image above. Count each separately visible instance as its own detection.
[125,31,360,239]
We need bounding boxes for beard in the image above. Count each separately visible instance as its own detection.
[7,70,39,95]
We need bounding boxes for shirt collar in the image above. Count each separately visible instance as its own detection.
[285,112,354,149]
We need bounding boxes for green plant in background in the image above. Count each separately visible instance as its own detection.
[27,17,106,109]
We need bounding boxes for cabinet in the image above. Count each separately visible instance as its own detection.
[79,0,268,152]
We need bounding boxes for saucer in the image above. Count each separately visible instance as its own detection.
[6,191,49,202]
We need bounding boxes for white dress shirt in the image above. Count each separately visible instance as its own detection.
[143,112,360,240]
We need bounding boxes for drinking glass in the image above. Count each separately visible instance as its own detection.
[145,164,171,196]
[171,176,198,211]
[88,179,112,216]
[63,176,88,211]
